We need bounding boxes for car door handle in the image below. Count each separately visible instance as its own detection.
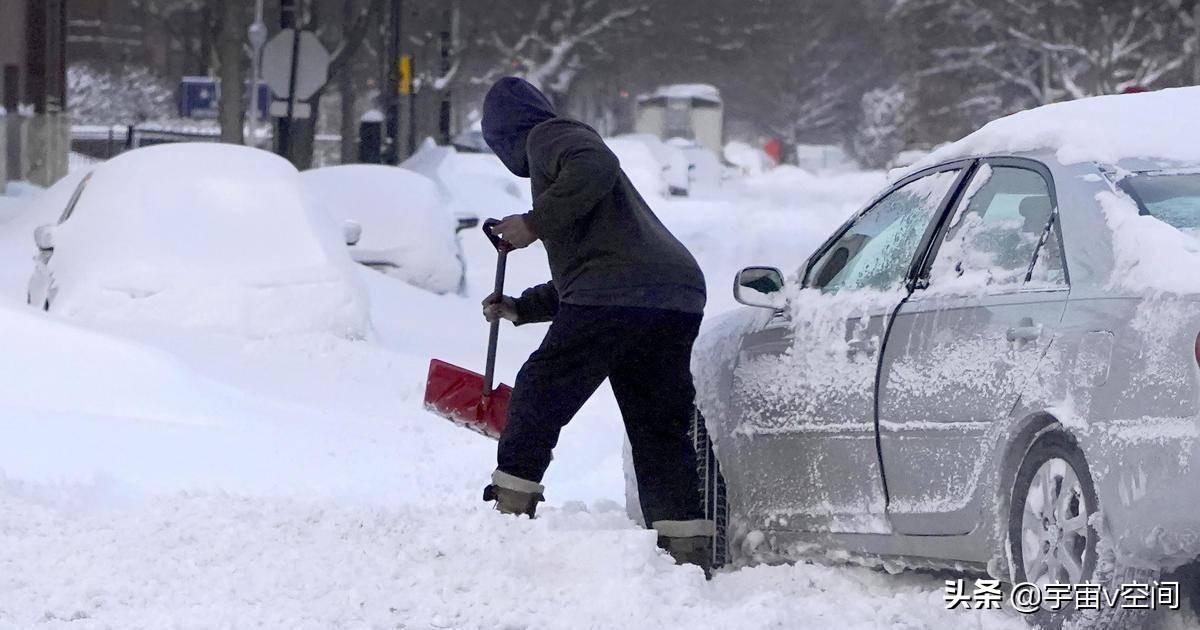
[1006,323,1043,343]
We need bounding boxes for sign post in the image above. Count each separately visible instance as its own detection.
[266,5,329,162]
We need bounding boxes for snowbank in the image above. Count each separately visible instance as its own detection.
[48,143,369,338]
[724,141,774,176]
[0,303,247,427]
[302,165,462,295]
[914,86,1200,169]
[401,139,530,221]
[606,136,669,198]
[611,133,691,194]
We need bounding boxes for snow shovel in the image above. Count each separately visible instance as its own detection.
[423,218,513,439]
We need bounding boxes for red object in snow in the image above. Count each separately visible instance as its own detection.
[424,359,511,439]
[764,138,783,164]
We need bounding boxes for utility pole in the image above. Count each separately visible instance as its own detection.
[275,0,300,161]
[385,0,402,165]
[438,6,453,145]
[1194,0,1200,86]
[247,0,267,147]
[407,57,417,157]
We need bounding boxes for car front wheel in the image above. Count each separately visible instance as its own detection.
[1008,431,1158,629]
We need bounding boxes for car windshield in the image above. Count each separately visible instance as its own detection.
[1122,172,1200,237]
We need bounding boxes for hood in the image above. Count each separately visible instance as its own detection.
[482,77,556,178]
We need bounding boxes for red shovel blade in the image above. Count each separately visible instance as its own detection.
[423,359,511,439]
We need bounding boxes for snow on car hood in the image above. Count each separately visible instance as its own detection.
[49,143,369,338]
[911,86,1200,170]
[301,165,461,295]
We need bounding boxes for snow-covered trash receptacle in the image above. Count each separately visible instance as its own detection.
[29,142,370,339]
[301,164,466,296]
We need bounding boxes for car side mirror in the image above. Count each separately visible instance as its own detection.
[34,224,56,252]
[341,220,362,247]
[456,215,480,233]
[734,266,786,310]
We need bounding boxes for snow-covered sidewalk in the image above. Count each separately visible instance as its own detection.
[1,485,1030,629]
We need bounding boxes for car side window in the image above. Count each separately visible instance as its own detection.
[808,169,959,293]
[928,165,1064,290]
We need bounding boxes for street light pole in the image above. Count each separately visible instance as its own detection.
[246,0,267,147]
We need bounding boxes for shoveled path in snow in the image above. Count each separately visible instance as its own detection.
[1,485,1029,630]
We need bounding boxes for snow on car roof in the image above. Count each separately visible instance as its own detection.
[638,83,722,104]
[46,142,369,337]
[913,86,1200,170]
[301,165,463,295]
[59,142,345,276]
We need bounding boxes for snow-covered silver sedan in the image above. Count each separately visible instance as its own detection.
[691,89,1200,628]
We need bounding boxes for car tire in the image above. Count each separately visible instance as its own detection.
[1008,431,1159,630]
[693,410,729,570]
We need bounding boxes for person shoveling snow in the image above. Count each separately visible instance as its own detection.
[478,77,713,572]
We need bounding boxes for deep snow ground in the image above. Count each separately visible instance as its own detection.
[0,165,1167,628]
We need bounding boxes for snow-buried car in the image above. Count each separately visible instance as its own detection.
[27,143,369,339]
[681,86,1200,628]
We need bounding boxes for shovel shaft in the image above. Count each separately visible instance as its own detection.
[482,235,508,397]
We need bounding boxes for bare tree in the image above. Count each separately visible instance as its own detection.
[470,0,646,100]
[215,0,249,144]
[901,0,1194,106]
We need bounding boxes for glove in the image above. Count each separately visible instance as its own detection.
[481,292,519,323]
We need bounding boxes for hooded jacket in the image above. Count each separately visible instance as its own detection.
[482,77,706,323]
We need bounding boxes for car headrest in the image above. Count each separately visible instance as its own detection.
[1019,196,1051,219]
[1018,196,1052,230]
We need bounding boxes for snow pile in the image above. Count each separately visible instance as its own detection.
[611,133,691,194]
[48,144,368,338]
[724,141,774,176]
[302,165,462,295]
[914,86,1200,168]
[606,136,670,198]
[0,180,51,225]
[401,138,530,220]
[0,303,247,427]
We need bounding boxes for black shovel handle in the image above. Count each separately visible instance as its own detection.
[482,219,511,396]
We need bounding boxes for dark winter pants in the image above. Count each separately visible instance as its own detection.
[497,304,705,526]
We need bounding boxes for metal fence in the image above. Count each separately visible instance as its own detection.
[70,124,344,166]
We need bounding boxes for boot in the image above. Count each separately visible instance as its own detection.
[653,520,715,578]
[658,535,714,577]
[483,470,545,517]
